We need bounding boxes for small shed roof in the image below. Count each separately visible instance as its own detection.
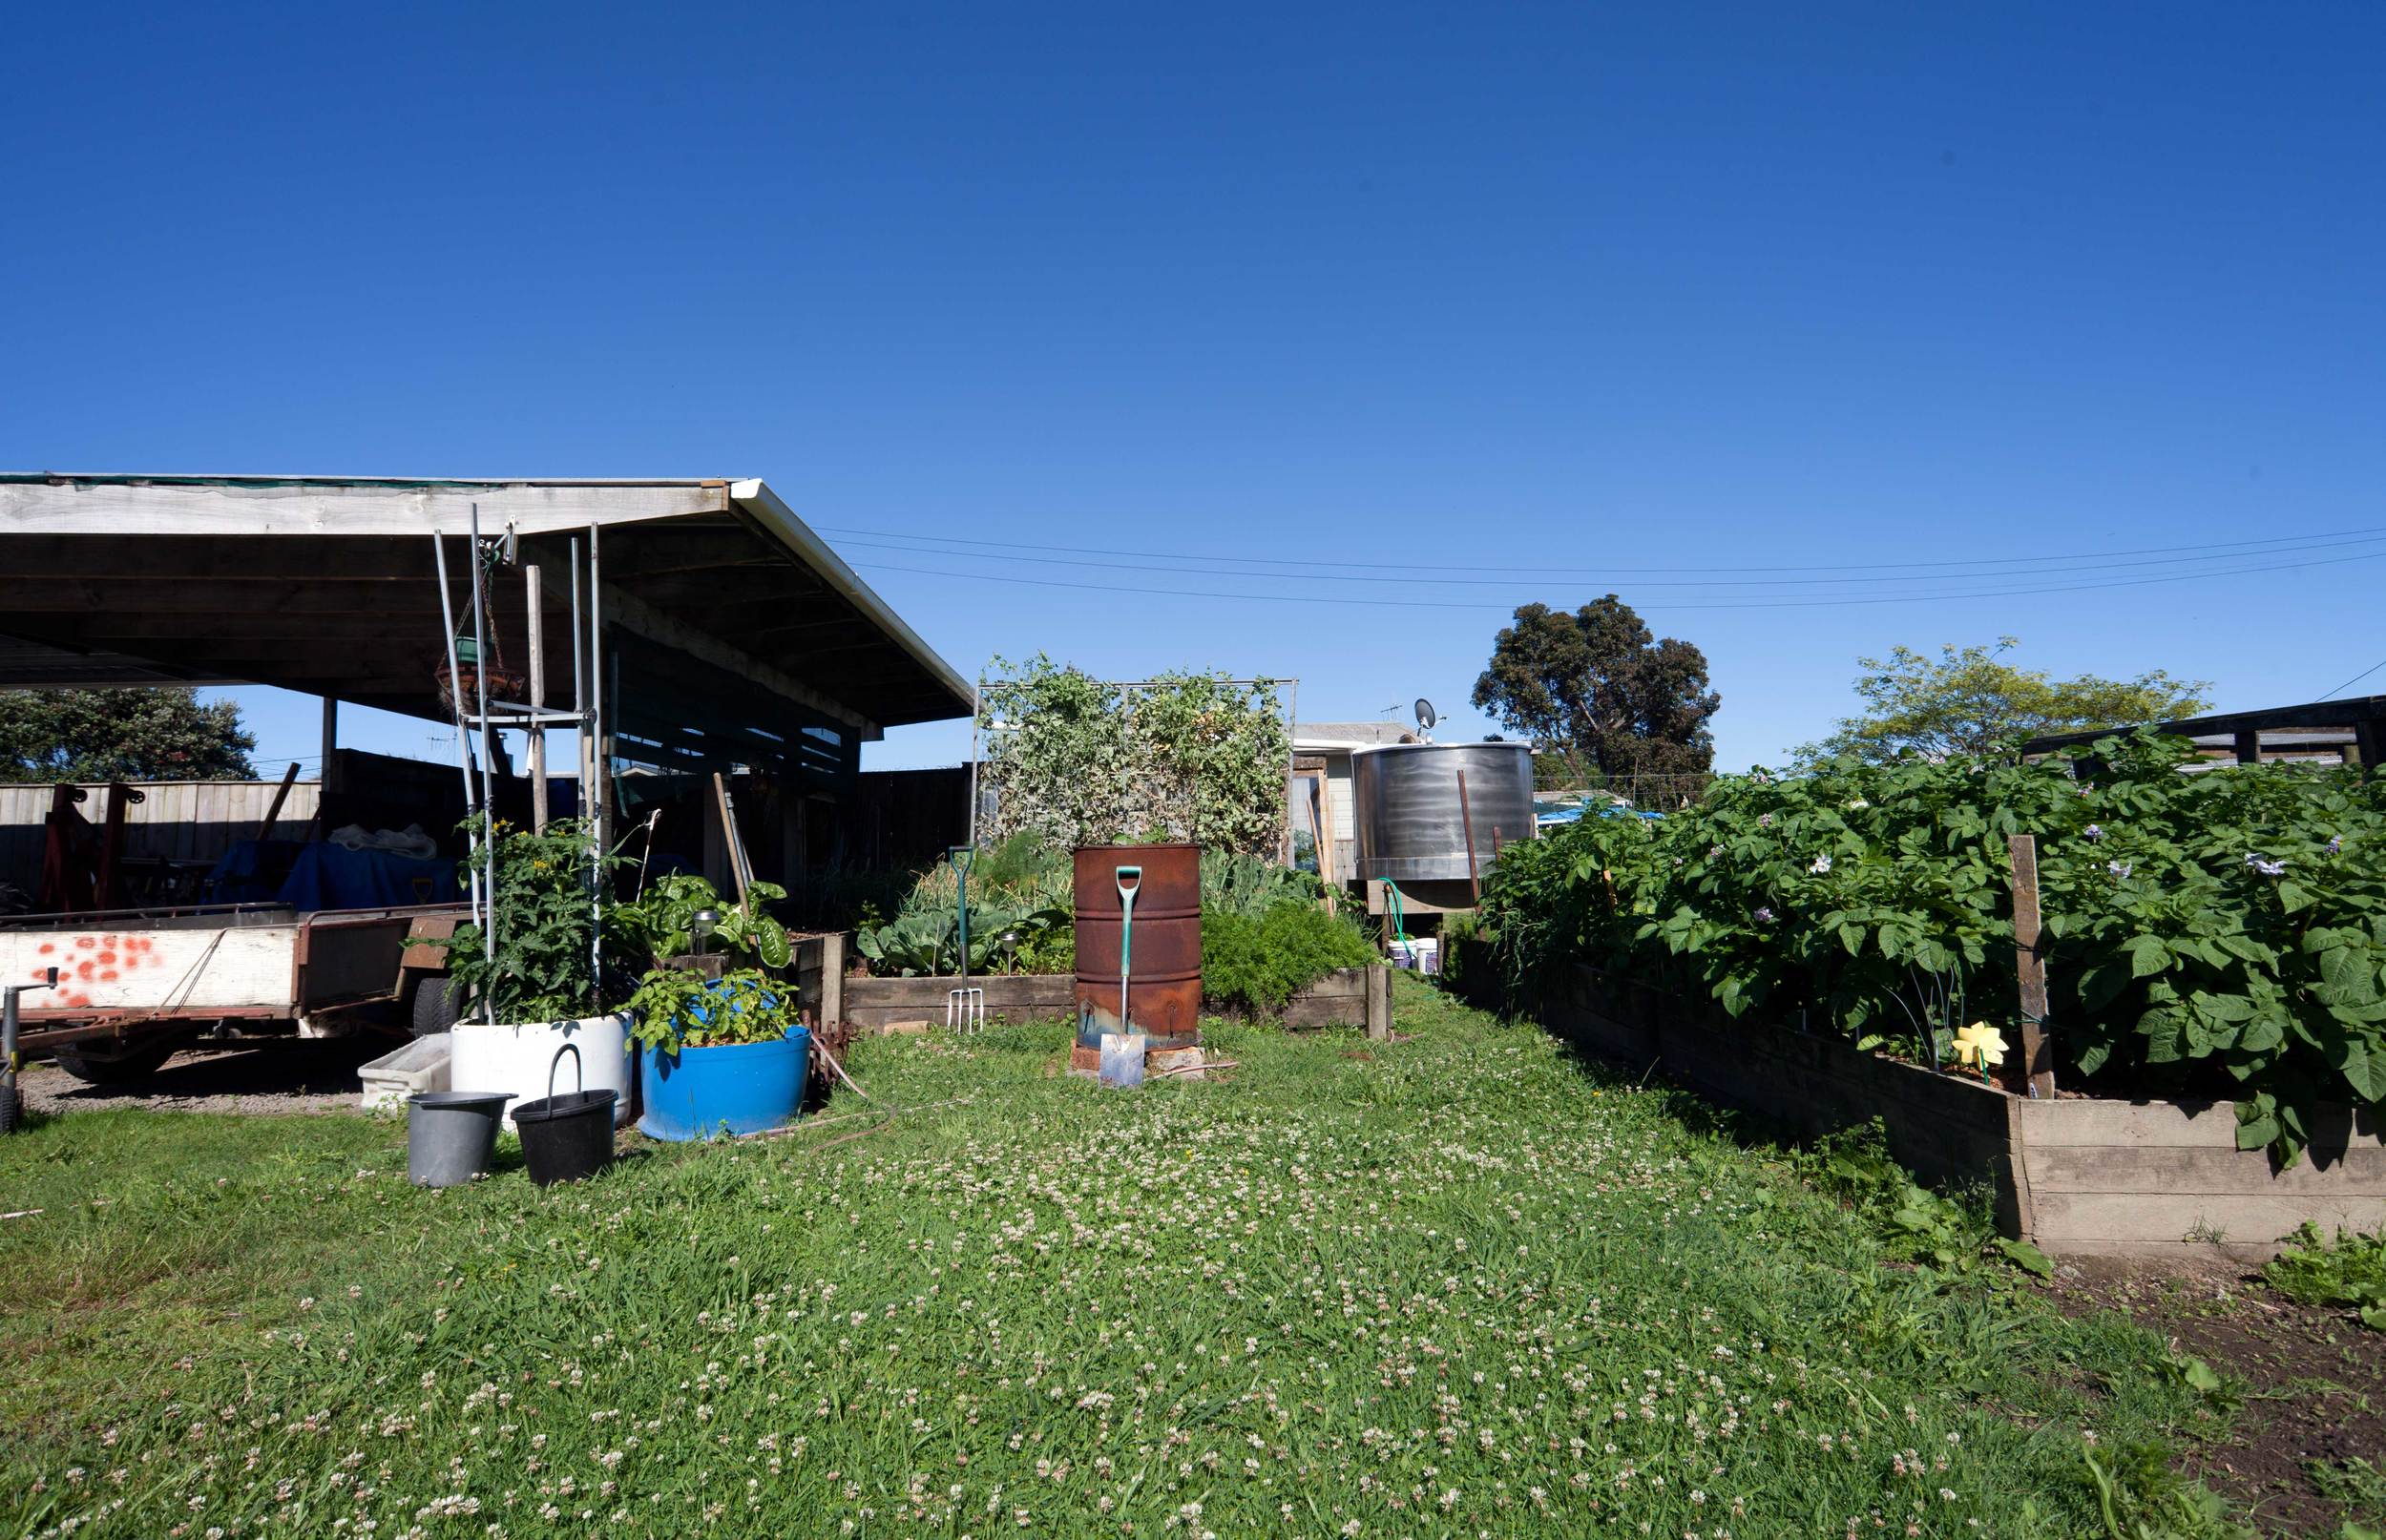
[1295,721,1420,751]
[0,474,972,742]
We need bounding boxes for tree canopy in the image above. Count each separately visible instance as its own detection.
[1470,597,1719,799]
[0,688,258,782]
[1800,638,2211,763]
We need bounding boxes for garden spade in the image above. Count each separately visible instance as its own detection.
[1097,864,1145,1089]
[1114,864,1141,1032]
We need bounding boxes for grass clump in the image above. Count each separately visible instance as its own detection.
[1201,901,1373,1013]
[3,980,2244,1538]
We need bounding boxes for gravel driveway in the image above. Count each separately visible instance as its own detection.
[18,1038,384,1117]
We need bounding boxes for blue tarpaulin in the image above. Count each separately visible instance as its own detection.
[204,840,458,911]
[278,843,458,910]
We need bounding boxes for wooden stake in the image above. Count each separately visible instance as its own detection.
[254,761,301,841]
[2006,834,2057,1099]
[713,771,753,902]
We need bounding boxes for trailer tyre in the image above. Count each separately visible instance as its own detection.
[0,1082,19,1134]
[54,1037,183,1085]
[408,975,466,1038]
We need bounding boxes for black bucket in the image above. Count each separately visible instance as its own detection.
[513,1043,617,1187]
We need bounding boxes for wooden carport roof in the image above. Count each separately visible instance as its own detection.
[0,474,973,740]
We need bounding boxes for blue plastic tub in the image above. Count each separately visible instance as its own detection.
[637,1027,810,1142]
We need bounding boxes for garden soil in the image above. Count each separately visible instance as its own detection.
[2053,1255,2386,1536]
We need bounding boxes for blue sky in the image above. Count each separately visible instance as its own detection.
[6,3,2381,778]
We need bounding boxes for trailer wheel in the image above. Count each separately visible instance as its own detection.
[0,1082,19,1134]
[54,1035,184,1085]
[408,974,466,1038]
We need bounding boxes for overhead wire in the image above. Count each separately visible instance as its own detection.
[827,529,2386,592]
[848,546,2386,614]
[2319,656,2386,700]
[818,520,2386,580]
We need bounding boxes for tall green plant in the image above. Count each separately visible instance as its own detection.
[433,818,616,1024]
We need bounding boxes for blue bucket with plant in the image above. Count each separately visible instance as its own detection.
[630,968,808,1141]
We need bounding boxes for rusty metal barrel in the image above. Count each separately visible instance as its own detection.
[1072,843,1202,1074]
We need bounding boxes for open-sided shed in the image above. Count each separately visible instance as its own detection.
[0,474,973,837]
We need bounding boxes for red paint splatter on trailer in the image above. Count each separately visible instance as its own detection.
[94,949,116,966]
[73,936,95,950]
[35,942,53,956]
[98,969,117,983]
[76,960,95,981]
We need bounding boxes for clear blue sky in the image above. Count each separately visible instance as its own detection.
[7,3,2381,778]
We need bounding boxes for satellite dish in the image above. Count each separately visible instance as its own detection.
[1414,698,1438,734]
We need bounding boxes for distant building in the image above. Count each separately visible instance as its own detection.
[1290,721,1420,886]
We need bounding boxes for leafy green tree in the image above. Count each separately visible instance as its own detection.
[1802,638,2210,762]
[0,687,256,781]
[1471,597,1719,799]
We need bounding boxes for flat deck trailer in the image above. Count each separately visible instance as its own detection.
[0,901,465,1080]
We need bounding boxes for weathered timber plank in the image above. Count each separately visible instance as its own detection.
[846,974,1076,1009]
[2020,1098,2382,1150]
[2027,1144,2386,1195]
[2032,1191,2386,1246]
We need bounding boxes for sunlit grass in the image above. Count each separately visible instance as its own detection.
[4,980,2223,1537]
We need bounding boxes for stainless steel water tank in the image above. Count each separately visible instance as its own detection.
[1351,742,1536,898]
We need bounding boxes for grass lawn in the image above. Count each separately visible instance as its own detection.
[4,981,2244,1539]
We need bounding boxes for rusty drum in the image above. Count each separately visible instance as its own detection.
[1073,843,1203,1050]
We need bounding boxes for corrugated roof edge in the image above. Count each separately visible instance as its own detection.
[0,472,722,488]
[731,480,974,718]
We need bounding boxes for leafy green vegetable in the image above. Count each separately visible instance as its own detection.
[626,968,798,1052]
[1471,729,2386,1161]
[2262,1223,2386,1328]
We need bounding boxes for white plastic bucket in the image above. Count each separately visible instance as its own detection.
[448,1013,635,1130]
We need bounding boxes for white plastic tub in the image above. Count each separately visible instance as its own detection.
[448,1013,634,1129]
[359,1032,450,1111]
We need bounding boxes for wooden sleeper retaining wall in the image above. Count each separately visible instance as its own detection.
[840,955,1392,1040]
[1496,950,2384,1259]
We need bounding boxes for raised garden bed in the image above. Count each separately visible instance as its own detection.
[1484,949,2385,1258]
[841,956,1392,1038]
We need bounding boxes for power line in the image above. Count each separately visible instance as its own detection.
[828,530,2386,592]
[818,520,2386,580]
[851,546,2386,614]
[2319,656,2386,699]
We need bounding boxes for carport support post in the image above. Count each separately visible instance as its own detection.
[318,697,337,832]
[526,563,548,831]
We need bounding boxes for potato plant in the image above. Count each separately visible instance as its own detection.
[1475,731,2386,1161]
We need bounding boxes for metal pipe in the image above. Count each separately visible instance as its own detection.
[587,523,605,997]
[1456,769,1480,906]
[1281,677,1300,864]
[470,502,498,1021]
[431,532,484,926]
[965,676,982,849]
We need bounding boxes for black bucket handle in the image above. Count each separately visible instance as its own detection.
[547,1041,583,1102]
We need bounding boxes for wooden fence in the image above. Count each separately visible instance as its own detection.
[0,780,322,890]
